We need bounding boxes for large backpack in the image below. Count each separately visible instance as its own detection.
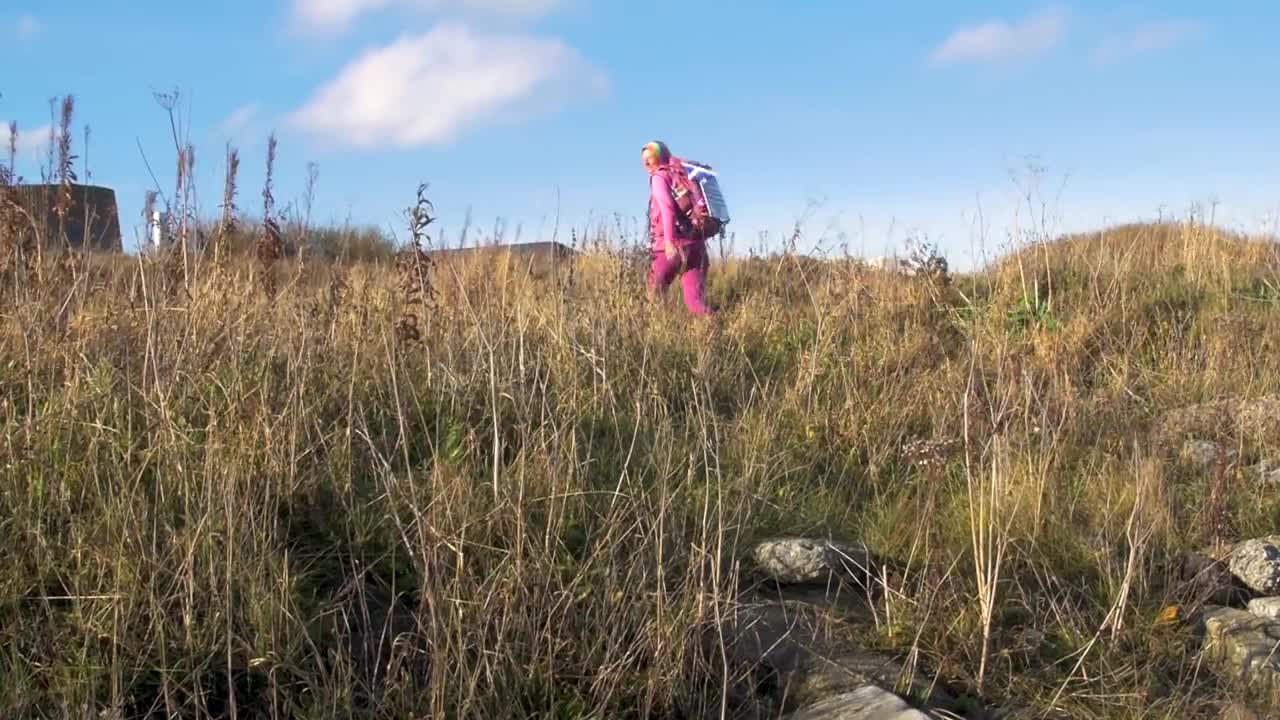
[666,157,730,241]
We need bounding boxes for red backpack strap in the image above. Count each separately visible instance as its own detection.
[655,166,693,237]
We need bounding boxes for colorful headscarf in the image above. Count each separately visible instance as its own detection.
[643,140,672,165]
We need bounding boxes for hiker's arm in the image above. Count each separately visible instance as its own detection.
[651,173,677,250]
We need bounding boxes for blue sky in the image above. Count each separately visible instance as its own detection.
[2,1,1277,268]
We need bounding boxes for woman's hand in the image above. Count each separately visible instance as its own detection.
[663,240,679,260]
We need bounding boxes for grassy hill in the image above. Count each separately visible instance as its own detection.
[2,214,1280,718]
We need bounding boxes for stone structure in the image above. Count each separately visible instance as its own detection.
[10,183,122,251]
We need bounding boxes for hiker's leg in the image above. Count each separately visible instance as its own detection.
[648,250,680,300]
[679,242,714,316]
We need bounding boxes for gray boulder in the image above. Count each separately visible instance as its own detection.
[1229,537,1280,595]
[782,685,933,719]
[751,538,877,589]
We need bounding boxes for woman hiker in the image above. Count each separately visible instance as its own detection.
[643,141,716,317]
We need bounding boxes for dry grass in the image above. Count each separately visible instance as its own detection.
[5,117,1280,719]
[4,211,1280,718]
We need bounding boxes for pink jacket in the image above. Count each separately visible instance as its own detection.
[649,166,695,251]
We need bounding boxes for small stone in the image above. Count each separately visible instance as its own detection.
[1181,439,1231,468]
[751,538,876,588]
[1249,597,1280,620]
[782,685,931,719]
[1229,537,1280,595]
[1252,460,1280,486]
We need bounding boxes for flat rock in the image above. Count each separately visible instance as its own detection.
[751,538,877,589]
[1200,606,1280,695]
[782,685,932,719]
[1229,537,1280,595]
[790,648,952,711]
[1249,598,1280,620]
[715,601,951,711]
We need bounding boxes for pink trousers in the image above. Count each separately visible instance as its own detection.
[649,241,714,316]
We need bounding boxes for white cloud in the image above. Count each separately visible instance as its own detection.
[16,14,40,37]
[1090,20,1201,65]
[289,23,606,149]
[1,124,58,155]
[929,10,1065,64]
[0,124,69,176]
[293,0,562,32]
[219,104,259,135]
[294,0,385,30]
